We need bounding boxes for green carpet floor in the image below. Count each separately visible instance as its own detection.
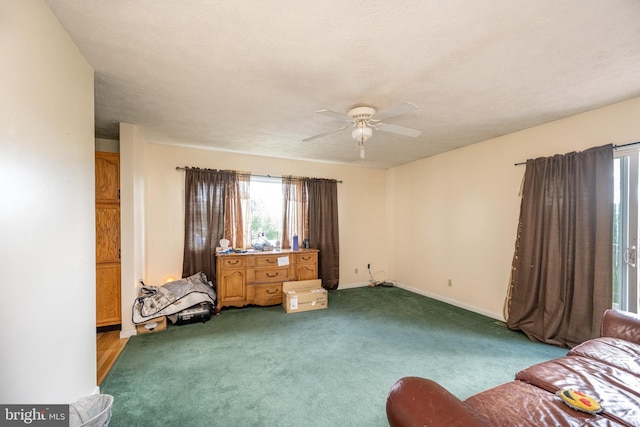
[101,286,566,426]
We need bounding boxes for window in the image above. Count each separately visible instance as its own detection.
[249,177,282,246]
[613,151,639,314]
[181,169,338,288]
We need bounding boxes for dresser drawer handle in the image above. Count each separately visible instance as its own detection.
[266,272,279,278]
[228,260,240,265]
[266,259,276,264]
[301,256,311,261]
[266,289,279,295]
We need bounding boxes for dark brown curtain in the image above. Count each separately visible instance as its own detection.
[182,169,249,282]
[307,179,340,290]
[506,144,613,348]
[182,168,225,282]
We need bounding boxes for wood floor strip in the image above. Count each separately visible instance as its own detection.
[97,331,128,385]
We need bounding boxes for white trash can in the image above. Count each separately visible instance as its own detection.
[69,394,114,427]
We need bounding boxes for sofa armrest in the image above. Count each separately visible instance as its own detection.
[386,377,490,427]
[601,309,640,344]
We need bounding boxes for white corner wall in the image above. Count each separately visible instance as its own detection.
[0,1,96,403]
[119,123,147,338]
[387,96,640,320]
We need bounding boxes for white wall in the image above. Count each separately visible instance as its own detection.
[119,124,148,337]
[387,96,640,319]
[95,137,119,153]
[118,135,388,334]
[139,141,388,289]
[0,1,96,403]
[125,97,640,324]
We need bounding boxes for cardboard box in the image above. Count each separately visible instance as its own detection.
[283,279,328,313]
[136,316,167,334]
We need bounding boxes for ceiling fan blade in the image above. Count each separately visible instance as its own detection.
[376,122,422,138]
[302,125,351,142]
[316,109,354,122]
[371,102,418,121]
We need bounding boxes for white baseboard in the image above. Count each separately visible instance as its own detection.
[394,282,505,321]
[337,282,370,289]
[337,281,503,320]
[120,328,137,339]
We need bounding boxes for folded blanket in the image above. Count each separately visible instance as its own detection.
[132,272,217,324]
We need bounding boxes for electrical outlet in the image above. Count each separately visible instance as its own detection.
[367,263,371,269]
[448,279,452,287]
[355,268,358,274]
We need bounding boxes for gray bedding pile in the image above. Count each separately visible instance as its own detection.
[132,272,216,324]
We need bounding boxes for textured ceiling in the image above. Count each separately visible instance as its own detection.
[45,0,640,168]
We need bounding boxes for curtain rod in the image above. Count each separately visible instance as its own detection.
[175,166,343,183]
[513,141,640,166]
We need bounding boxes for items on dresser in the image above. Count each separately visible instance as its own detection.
[215,249,319,313]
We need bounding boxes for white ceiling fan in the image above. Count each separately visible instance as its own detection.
[303,102,422,159]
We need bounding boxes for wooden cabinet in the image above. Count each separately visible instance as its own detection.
[96,264,121,326]
[95,152,121,328]
[215,249,319,313]
[295,252,318,281]
[95,152,120,202]
[96,205,120,261]
[217,256,246,304]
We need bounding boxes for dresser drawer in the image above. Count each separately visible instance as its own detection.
[219,256,245,269]
[296,252,317,264]
[254,267,290,283]
[254,255,289,267]
[253,283,282,300]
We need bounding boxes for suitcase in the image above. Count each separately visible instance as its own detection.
[174,302,212,325]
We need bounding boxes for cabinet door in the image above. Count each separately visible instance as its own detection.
[95,152,120,203]
[96,264,121,327]
[296,264,317,281]
[219,269,246,303]
[295,251,318,280]
[96,205,120,263]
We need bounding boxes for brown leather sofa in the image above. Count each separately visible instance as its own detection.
[386,309,640,426]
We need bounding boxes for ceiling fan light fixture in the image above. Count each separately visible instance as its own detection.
[304,102,421,161]
[352,124,372,142]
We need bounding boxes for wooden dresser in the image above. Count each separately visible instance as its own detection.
[215,249,319,313]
